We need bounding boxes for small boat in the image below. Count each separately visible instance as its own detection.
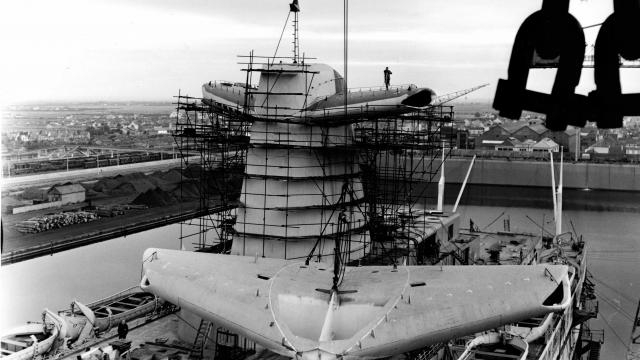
[1,310,63,360]
[58,286,160,345]
[457,332,529,360]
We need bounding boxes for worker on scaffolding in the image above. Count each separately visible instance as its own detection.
[383,67,392,90]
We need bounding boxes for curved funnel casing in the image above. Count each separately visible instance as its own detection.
[203,64,436,123]
[302,85,435,121]
[401,88,436,107]
[228,63,371,261]
[222,63,444,260]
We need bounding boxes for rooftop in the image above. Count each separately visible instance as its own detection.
[48,183,85,195]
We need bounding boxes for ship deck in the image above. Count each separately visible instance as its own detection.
[56,226,590,360]
[59,313,190,360]
[454,229,545,266]
[448,228,590,360]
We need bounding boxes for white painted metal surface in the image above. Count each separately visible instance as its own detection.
[141,248,571,359]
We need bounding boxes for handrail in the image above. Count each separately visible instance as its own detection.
[346,84,415,93]
[84,285,144,308]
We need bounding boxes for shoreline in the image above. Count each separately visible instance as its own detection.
[3,165,639,265]
[1,204,232,265]
[3,183,638,265]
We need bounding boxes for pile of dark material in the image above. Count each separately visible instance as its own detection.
[174,180,201,201]
[132,188,178,207]
[81,166,244,208]
[15,211,98,233]
[131,167,243,207]
[93,173,158,196]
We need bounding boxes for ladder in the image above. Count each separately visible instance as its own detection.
[588,342,601,360]
[189,319,212,359]
[411,343,445,360]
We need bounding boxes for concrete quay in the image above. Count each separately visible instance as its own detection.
[384,156,640,191]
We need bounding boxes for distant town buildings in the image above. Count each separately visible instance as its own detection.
[3,103,639,164]
[454,111,640,162]
[1,104,175,157]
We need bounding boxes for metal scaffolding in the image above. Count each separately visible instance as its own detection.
[171,53,455,266]
[172,92,250,251]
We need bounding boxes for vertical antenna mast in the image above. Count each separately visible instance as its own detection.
[557,147,563,236]
[437,142,445,212]
[331,0,348,291]
[343,0,348,98]
[549,150,558,236]
[290,0,300,63]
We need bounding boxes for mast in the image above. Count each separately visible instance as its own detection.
[557,147,563,236]
[453,155,476,213]
[436,142,445,212]
[331,0,349,291]
[549,150,558,236]
[290,0,300,63]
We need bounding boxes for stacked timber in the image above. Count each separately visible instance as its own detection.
[15,211,98,233]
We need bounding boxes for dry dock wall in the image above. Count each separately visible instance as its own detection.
[381,156,640,191]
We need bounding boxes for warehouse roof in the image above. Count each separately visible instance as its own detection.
[48,184,85,195]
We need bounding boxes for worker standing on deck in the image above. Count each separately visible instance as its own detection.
[117,320,128,339]
[384,67,392,90]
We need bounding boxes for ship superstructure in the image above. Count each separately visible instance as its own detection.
[223,60,370,260]
[171,0,460,264]
[173,59,452,263]
[434,224,602,359]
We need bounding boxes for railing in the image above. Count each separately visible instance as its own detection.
[346,84,416,93]
[411,343,445,360]
[84,285,144,308]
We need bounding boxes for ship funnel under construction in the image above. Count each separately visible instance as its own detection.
[174,53,455,264]
[170,0,457,264]
[230,61,369,260]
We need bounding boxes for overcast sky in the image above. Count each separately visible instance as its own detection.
[1,0,638,103]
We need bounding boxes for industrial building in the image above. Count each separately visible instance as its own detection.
[47,184,86,205]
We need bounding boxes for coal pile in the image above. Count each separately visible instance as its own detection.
[110,182,137,196]
[158,169,183,183]
[92,178,122,193]
[172,180,201,201]
[132,188,178,207]
[82,166,243,207]
[203,169,243,200]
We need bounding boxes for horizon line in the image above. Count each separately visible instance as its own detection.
[3,98,495,107]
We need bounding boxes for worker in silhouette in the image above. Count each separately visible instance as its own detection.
[383,67,392,90]
[117,320,128,339]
